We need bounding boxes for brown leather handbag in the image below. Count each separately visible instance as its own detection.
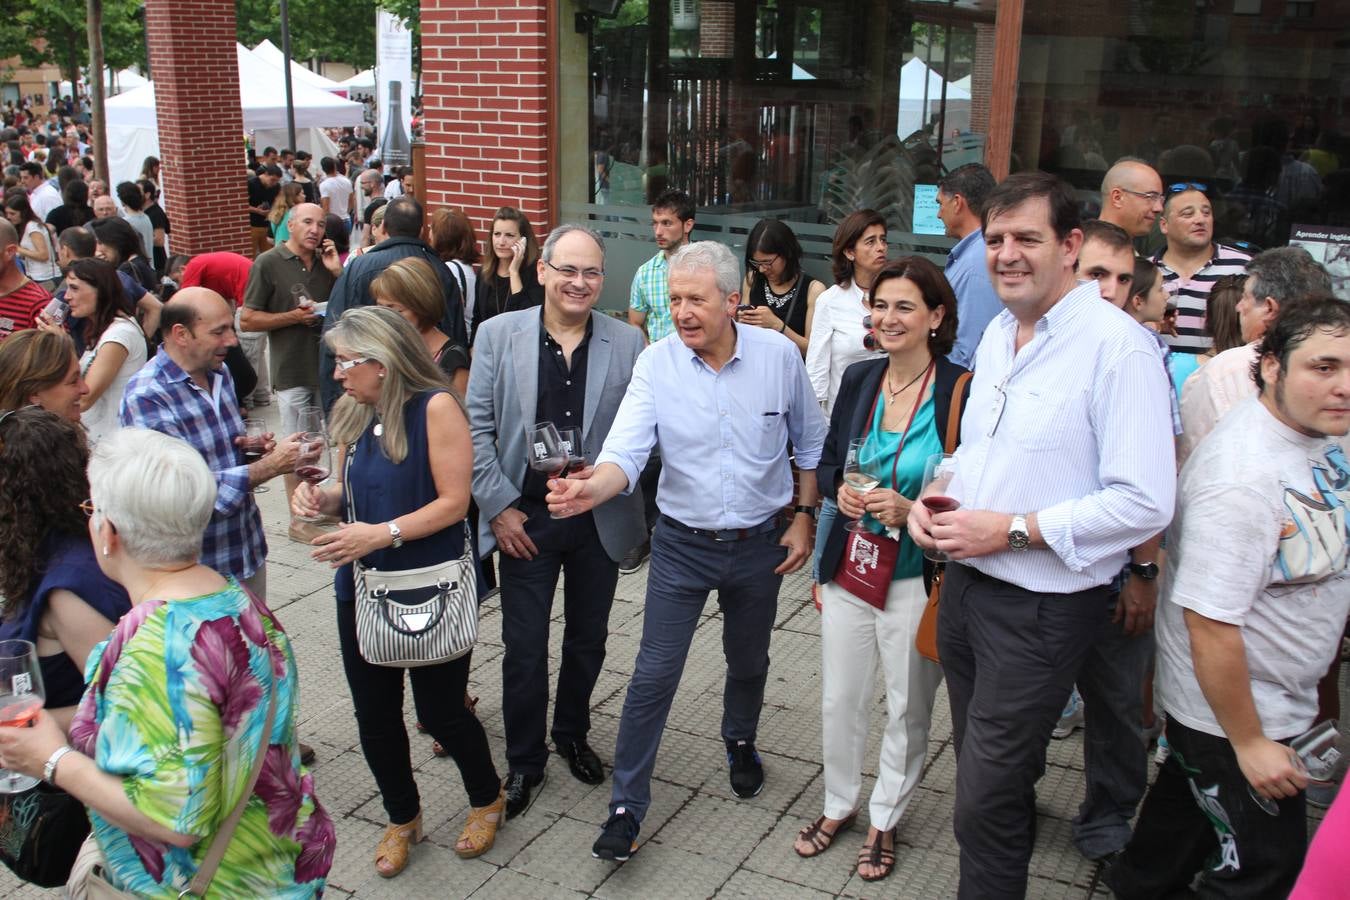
[915,371,972,663]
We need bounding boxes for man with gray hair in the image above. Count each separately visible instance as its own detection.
[547,240,826,861]
[467,224,646,819]
[1179,246,1333,463]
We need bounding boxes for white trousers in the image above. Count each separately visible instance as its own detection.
[234,307,270,404]
[820,576,942,830]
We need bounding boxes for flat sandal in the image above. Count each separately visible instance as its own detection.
[857,826,897,882]
[794,812,857,858]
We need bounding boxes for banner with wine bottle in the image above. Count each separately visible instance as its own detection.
[376,10,414,168]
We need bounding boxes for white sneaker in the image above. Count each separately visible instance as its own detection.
[1052,690,1085,739]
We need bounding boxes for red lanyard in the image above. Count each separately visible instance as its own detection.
[860,361,934,488]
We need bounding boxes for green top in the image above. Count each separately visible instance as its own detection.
[243,243,332,391]
[858,390,942,580]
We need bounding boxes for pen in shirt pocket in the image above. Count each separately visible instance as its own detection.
[762,411,781,417]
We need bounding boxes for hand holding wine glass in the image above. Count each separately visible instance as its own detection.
[527,423,571,518]
[0,640,45,793]
[293,432,333,524]
[842,438,883,533]
[919,453,959,561]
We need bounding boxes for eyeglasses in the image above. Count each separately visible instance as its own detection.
[544,261,605,282]
[79,498,95,518]
[1120,188,1165,203]
[747,255,779,272]
[335,357,373,371]
[1167,182,1208,195]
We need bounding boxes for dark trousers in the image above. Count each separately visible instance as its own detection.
[336,599,501,823]
[1073,593,1154,859]
[1105,717,1307,899]
[609,516,787,823]
[498,505,618,773]
[938,563,1106,900]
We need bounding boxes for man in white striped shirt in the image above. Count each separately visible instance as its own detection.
[909,172,1177,899]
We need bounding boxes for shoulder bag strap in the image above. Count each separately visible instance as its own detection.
[944,371,973,454]
[185,681,279,897]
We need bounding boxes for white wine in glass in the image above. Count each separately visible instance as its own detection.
[842,438,882,533]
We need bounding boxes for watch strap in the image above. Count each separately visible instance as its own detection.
[793,504,816,520]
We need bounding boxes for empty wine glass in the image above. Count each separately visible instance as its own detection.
[841,438,882,533]
[920,452,960,562]
[293,432,332,523]
[243,418,269,494]
[297,405,326,438]
[0,640,45,793]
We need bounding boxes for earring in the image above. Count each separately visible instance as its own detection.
[101,545,109,557]
[378,372,385,379]
[930,329,936,337]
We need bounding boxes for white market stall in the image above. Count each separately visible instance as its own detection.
[251,40,349,97]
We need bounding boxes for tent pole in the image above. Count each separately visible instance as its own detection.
[280,0,297,151]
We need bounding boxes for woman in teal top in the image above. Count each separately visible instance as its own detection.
[793,258,970,882]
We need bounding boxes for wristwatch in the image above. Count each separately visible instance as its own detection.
[793,504,817,520]
[1007,514,1031,552]
[386,521,404,549]
[1128,561,1160,580]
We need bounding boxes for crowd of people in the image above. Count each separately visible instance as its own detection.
[0,93,1347,899]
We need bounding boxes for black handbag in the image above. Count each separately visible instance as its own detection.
[0,780,91,887]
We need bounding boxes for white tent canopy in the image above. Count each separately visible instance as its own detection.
[340,69,376,92]
[251,40,348,95]
[897,56,971,138]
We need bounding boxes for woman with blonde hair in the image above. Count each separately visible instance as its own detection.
[295,306,502,875]
[0,328,88,422]
[269,182,306,244]
[372,256,470,396]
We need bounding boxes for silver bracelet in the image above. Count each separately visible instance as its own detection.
[43,745,74,784]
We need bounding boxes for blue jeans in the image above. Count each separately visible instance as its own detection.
[608,516,788,824]
[811,498,838,582]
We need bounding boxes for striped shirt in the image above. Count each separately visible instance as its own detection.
[0,279,51,341]
[120,348,266,579]
[629,252,674,342]
[1152,243,1251,354]
[949,281,1177,593]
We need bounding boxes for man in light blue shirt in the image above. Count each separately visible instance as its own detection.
[938,164,1003,368]
[549,241,826,862]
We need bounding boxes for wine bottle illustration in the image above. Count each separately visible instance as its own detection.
[380,80,412,166]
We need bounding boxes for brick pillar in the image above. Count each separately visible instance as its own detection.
[420,0,551,237]
[145,0,250,256]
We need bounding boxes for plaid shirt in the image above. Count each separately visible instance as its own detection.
[119,348,266,579]
[629,251,674,342]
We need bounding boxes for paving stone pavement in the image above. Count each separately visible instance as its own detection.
[1,401,1338,899]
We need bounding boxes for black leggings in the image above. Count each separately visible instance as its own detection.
[336,600,501,823]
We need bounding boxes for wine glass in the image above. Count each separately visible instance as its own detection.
[920,452,960,562]
[243,417,269,494]
[293,432,332,523]
[526,422,569,519]
[841,438,882,533]
[558,426,588,475]
[297,405,326,438]
[0,640,45,793]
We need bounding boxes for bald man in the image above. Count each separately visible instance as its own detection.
[121,287,303,601]
[241,202,342,541]
[0,219,53,341]
[1099,160,1165,239]
[91,193,118,220]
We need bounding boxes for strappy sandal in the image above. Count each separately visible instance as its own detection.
[455,789,505,859]
[428,693,481,758]
[793,812,857,858]
[857,827,897,882]
[374,812,423,878]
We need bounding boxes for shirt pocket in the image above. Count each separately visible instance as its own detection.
[1004,384,1078,452]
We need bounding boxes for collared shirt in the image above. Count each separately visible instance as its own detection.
[944,228,1003,369]
[120,348,265,579]
[629,251,674,342]
[244,243,332,391]
[949,281,1176,593]
[1152,243,1251,354]
[524,313,591,500]
[804,281,879,414]
[597,324,827,530]
[1177,341,1258,466]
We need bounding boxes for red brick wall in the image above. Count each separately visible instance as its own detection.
[144,0,251,256]
[420,0,551,238]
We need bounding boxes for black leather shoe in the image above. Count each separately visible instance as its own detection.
[556,739,606,785]
[503,770,546,819]
[618,541,650,575]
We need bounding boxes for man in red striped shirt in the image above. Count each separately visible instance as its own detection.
[0,220,51,342]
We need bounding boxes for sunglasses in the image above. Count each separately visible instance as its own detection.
[1167,182,1209,195]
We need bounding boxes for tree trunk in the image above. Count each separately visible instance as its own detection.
[87,0,109,185]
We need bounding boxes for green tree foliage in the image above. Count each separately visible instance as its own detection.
[235,0,383,70]
[0,0,145,94]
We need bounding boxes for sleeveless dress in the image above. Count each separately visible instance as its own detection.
[335,390,473,603]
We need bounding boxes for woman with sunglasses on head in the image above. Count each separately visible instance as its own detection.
[0,406,129,731]
[37,258,146,445]
[0,328,87,423]
[738,218,826,357]
[794,257,967,882]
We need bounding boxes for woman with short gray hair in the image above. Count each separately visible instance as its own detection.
[0,427,334,897]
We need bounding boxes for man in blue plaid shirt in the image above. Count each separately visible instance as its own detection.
[120,288,303,600]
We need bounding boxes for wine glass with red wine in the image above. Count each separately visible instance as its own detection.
[294,431,332,523]
[526,422,570,518]
[920,452,959,562]
[0,640,44,793]
[242,418,270,494]
[558,426,587,475]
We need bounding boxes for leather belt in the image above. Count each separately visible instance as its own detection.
[660,515,778,543]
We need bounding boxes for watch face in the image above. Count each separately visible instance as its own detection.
[1009,531,1030,551]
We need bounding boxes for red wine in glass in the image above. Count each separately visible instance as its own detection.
[295,464,330,484]
[922,496,961,513]
[240,435,268,461]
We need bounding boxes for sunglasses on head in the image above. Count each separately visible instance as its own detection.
[1167,182,1208,195]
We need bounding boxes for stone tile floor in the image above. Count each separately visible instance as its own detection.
[1,402,1338,898]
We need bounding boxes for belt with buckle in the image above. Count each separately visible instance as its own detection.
[661,515,778,543]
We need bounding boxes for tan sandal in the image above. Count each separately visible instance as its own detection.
[375,812,423,878]
[455,789,505,859]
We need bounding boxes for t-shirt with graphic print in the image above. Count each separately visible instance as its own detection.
[1157,396,1350,741]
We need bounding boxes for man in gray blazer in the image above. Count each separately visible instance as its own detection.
[467,223,645,819]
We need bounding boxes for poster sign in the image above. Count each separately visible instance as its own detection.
[1289,224,1350,298]
[913,185,944,236]
[376,11,414,167]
